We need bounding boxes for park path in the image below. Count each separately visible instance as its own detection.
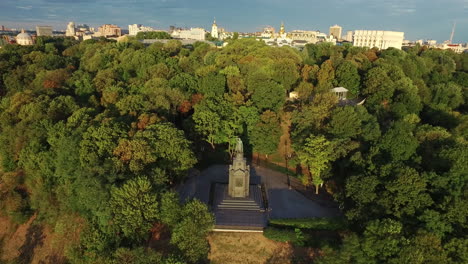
[177,164,341,219]
[252,165,341,219]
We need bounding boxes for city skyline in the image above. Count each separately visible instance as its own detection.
[1,0,468,42]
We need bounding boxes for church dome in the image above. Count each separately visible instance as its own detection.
[16,29,33,45]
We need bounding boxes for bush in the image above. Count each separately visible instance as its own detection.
[269,217,347,231]
[264,227,297,242]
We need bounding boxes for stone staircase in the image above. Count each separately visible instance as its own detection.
[215,210,267,229]
[212,183,267,229]
[217,199,261,211]
[214,184,264,211]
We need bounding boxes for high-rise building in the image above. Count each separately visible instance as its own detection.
[211,18,218,39]
[66,22,76,37]
[329,25,342,40]
[98,24,122,37]
[353,30,404,50]
[36,26,53,36]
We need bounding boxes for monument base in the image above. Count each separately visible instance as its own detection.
[212,183,267,229]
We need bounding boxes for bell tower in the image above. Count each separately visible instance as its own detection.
[280,21,285,35]
[211,18,218,39]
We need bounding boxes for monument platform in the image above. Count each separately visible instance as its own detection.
[212,183,267,230]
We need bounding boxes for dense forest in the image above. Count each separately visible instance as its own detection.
[0,36,467,263]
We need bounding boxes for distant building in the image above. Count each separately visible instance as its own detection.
[82,35,96,41]
[278,22,286,39]
[329,25,342,40]
[316,32,336,44]
[289,30,318,43]
[128,24,154,36]
[427,40,437,46]
[211,19,218,38]
[36,26,53,36]
[261,26,275,38]
[440,43,467,53]
[66,22,76,37]
[77,24,90,32]
[16,29,34,45]
[344,31,353,42]
[353,30,404,50]
[217,27,230,40]
[171,28,205,41]
[98,24,122,37]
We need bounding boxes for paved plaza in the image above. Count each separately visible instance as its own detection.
[177,164,341,228]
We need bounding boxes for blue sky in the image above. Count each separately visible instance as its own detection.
[1,0,468,42]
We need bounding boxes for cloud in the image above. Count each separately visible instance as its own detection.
[41,0,95,2]
[16,6,33,10]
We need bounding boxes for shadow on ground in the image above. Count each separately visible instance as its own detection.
[14,224,44,264]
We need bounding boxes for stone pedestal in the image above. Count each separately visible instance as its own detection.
[228,153,250,197]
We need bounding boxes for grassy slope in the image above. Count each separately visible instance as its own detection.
[0,214,82,264]
[208,232,318,264]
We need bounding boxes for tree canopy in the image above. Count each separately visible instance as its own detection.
[0,38,467,263]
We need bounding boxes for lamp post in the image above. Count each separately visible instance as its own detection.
[285,140,292,190]
[286,153,292,190]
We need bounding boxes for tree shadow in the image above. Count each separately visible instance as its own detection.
[39,255,66,264]
[421,106,460,129]
[265,243,317,264]
[14,224,44,264]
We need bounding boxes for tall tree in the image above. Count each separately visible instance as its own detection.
[296,134,334,194]
[250,110,282,157]
[110,177,159,242]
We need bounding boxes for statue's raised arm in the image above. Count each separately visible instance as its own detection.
[235,137,243,155]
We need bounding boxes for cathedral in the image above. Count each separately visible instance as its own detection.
[278,21,286,39]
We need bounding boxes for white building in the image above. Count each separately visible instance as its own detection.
[211,19,218,39]
[345,31,353,42]
[261,26,275,38]
[427,40,437,46]
[128,24,155,36]
[329,25,342,40]
[353,30,404,50]
[16,29,33,45]
[66,22,75,37]
[289,30,318,43]
[36,25,53,36]
[440,43,467,54]
[315,32,336,44]
[171,28,205,41]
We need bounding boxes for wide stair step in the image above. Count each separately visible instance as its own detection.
[217,199,261,210]
[213,183,265,211]
[215,210,267,228]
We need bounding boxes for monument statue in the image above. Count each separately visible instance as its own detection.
[228,137,250,198]
[235,137,243,156]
